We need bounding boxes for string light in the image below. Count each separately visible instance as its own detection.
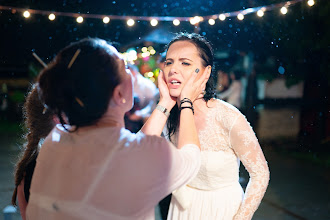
[219,14,226,21]
[150,19,158,26]
[237,13,244,20]
[76,16,83,23]
[0,0,315,26]
[307,0,315,6]
[257,10,264,17]
[48,13,55,20]
[103,17,110,24]
[127,18,135,26]
[280,7,288,14]
[23,10,30,18]
[208,18,215,25]
[173,19,180,26]
[190,16,201,25]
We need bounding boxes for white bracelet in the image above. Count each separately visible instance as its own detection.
[156,104,170,117]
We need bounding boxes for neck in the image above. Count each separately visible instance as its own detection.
[95,108,125,128]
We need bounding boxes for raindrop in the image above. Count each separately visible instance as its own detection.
[112,1,116,4]
[227,44,231,48]
[202,32,206,36]
[271,42,274,44]
[131,4,134,7]
[237,28,240,32]
[164,4,167,8]
[278,66,285,75]
[229,24,232,28]
[276,45,279,48]
[49,36,52,40]
[218,30,222,34]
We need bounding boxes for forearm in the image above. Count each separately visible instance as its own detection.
[139,100,172,136]
[234,169,269,220]
[177,105,200,150]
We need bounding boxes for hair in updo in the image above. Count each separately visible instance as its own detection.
[164,33,216,140]
[37,38,122,129]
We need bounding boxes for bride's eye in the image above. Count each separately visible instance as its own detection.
[182,62,191,66]
[165,61,172,66]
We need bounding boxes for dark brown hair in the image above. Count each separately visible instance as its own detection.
[37,38,122,129]
[12,86,55,205]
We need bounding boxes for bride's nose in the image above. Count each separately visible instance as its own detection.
[168,67,179,77]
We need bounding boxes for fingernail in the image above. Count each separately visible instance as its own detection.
[195,68,200,73]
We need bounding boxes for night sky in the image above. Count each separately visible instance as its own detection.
[0,0,327,79]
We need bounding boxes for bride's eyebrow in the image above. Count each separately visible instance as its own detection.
[179,58,193,62]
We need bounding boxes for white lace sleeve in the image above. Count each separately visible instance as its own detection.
[229,114,270,220]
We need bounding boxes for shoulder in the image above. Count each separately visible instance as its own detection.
[212,99,241,117]
[210,99,245,129]
[120,129,172,152]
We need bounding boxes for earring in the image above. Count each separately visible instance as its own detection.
[122,98,126,104]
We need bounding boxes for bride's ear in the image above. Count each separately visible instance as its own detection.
[206,65,212,75]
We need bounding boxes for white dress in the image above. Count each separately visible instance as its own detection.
[167,99,270,220]
[26,126,201,220]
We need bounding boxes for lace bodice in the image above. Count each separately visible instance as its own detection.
[169,99,269,220]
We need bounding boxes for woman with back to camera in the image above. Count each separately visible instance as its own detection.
[26,38,210,220]
[162,33,270,220]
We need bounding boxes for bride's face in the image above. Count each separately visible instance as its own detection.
[164,41,206,98]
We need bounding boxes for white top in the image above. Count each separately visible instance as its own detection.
[26,125,201,220]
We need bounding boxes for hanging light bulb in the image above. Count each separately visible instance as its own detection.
[48,13,56,21]
[173,19,180,26]
[257,10,264,17]
[103,17,110,24]
[280,7,288,15]
[23,11,30,18]
[219,14,226,21]
[208,19,215,25]
[150,19,158,26]
[237,13,244,20]
[76,16,83,23]
[127,19,135,26]
[307,0,315,7]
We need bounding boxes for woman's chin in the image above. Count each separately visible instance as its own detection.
[169,90,180,98]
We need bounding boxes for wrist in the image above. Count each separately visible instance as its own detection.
[158,99,175,110]
[156,104,170,117]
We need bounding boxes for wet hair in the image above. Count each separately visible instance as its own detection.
[164,33,216,140]
[157,52,166,64]
[12,86,55,206]
[37,38,122,129]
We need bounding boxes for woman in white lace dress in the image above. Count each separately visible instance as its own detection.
[163,33,270,220]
